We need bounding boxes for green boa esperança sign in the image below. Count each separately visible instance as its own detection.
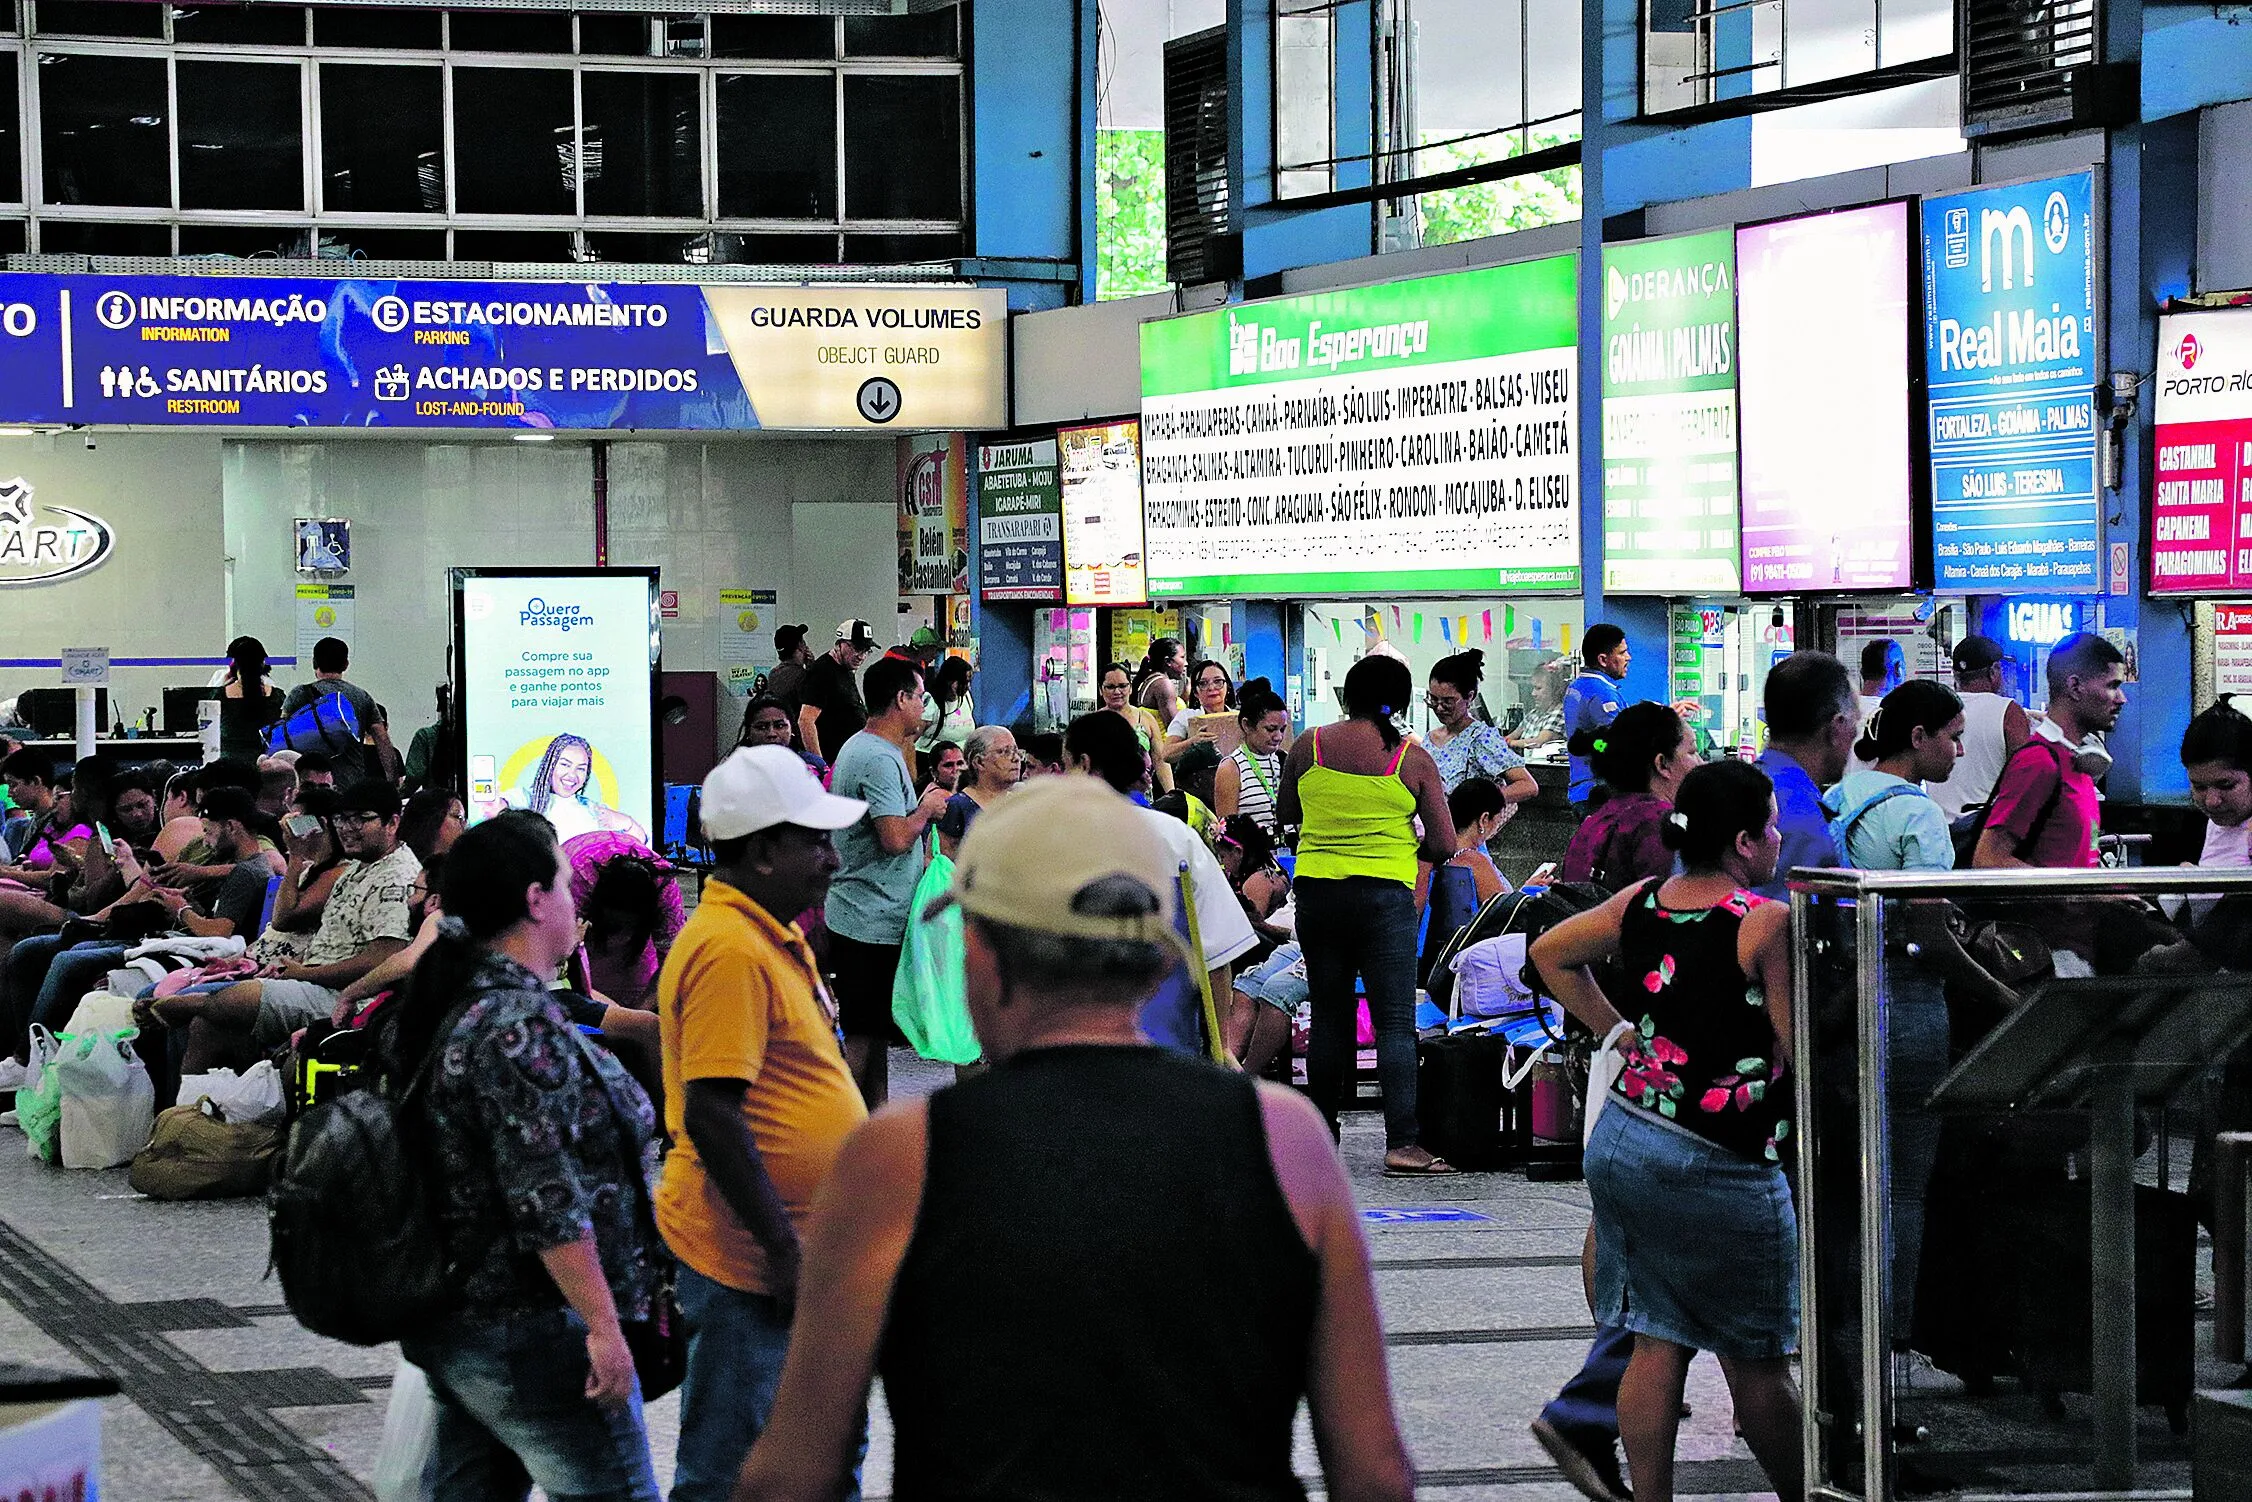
[1138,254,1580,597]
[1600,230,1742,594]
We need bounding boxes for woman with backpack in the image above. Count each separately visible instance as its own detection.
[378,810,665,1502]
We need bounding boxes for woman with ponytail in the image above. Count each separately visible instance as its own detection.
[379,810,665,1501]
[1214,676,1290,837]
[1531,761,1800,1502]
[1561,703,1700,890]
[1823,679,1965,873]
[1279,652,1459,1174]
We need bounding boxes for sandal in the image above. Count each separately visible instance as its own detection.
[1382,1150,1459,1176]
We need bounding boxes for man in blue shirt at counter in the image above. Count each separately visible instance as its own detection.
[1564,624,1630,813]
[1752,649,1860,900]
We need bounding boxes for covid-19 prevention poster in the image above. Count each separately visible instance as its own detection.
[453,568,660,848]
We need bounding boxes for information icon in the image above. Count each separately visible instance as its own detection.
[856,377,903,424]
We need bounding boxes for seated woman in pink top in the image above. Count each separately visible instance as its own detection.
[564,831,687,1009]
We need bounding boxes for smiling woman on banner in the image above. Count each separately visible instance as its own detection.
[488,734,648,845]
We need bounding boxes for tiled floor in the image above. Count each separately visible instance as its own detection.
[0,1051,2216,1499]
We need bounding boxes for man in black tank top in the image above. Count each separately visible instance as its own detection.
[733,777,1414,1502]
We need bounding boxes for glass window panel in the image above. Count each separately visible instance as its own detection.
[171,4,305,45]
[0,6,13,32]
[582,230,708,263]
[448,10,571,53]
[1524,0,1582,133]
[451,228,576,261]
[34,1,163,37]
[1275,3,1334,197]
[312,5,440,49]
[1412,0,1526,175]
[709,16,831,59]
[40,54,171,207]
[1781,0,1877,85]
[311,225,446,261]
[716,232,840,263]
[843,12,956,57]
[452,66,576,215]
[178,60,303,210]
[716,73,835,218]
[178,224,311,258]
[0,221,23,255]
[582,71,701,218]
[0,65,18,202]
[578,14,652,56]
[843,75,959,220]
[319,63,445,213]
[40,220,171,254]
[843,231,962,262]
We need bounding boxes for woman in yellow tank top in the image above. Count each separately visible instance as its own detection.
[1279,654,1460,1174]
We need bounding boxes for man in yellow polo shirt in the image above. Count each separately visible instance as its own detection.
[657,745,869,1502]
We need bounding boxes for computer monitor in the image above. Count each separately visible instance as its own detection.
[15,687,106,741]
[163,687,218,735]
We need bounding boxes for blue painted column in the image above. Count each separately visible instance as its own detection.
[2113,110,2197,803]
[1235,599,1288,690]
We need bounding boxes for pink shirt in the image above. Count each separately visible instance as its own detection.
[1986,740,2100,869]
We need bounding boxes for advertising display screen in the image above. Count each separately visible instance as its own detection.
[1060,421,1150,606]
[1736,201,1916,594]
[0,274,1005,431]
[1139,255,1580,597]
[1601,230,1741,594]
[976,438,1065,602]
[1921,174,2101,593]
[2152,308,2252,595]
[455,569,660,848]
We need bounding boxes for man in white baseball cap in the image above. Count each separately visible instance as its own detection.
[656,746,872,1502]
[798,620,882,761]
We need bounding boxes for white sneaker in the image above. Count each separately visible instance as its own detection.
[0,1057,28,1092]
[0,1109,17,1128]
[1896,1352,1966,1395]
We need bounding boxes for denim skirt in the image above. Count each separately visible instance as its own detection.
[1584,1099,1799,1359]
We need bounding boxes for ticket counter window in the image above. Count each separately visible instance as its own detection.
[1033,607,1098,733]
[1667,604,1790,759]
[1299,600,1586,756]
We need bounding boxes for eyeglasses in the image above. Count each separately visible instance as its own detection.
[1424,693,1464,711]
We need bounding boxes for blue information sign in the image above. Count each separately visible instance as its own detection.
[0,273,1006,431]
[1920,174,2102,593]
[1359,1207,1492,1226]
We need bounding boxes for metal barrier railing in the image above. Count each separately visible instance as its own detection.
[1786,865,2252,1501]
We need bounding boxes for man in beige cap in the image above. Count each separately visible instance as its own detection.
[733,777,1414,1502]
[656,746,870,1502]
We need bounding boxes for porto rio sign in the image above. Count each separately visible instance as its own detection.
[0,477,114,584]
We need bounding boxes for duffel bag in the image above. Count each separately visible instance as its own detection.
[128,1098,282,1200]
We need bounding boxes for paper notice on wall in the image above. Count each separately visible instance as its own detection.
[2217,606,2252,701]
[719,588,781,694]
[295,583,355,664]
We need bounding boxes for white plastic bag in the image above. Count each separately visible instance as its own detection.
[63,991,136,1038]
[54,1029,154,1170]
[178,1061,286,1126]
[1584,1021,1638,1150]
[1451,933,1535,1019]
[373,1357,438,1502]
[18,1026,59,1159]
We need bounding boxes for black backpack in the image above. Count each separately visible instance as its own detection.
[267,994,474,1346]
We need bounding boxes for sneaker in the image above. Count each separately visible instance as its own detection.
[0,1109,16,1128]
[0,1057,27,1092]
[1531,1415,1632,1502]
[1895,1351,1967,1396]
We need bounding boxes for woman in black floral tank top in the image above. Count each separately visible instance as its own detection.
[1532,760,1802,1502]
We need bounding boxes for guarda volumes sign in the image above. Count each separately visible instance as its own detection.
[0,275,1004,431]
[1921,174,2101,594]
[1600,231,1741,594]
[0,477,113,585]
[1138,255,1580,597]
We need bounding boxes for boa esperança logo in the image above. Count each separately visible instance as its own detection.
[0,478,114,585]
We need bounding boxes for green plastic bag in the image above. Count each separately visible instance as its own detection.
[891,836,980,1066]
[19,1025,65,1166]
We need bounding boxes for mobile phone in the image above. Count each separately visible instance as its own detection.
[285,813,321,839]
[1526,862,1559,890]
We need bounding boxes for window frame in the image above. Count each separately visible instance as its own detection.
[5,5,966,263]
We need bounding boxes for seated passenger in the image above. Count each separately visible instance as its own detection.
[565,832,684,1010]
[140,781,418,1072]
